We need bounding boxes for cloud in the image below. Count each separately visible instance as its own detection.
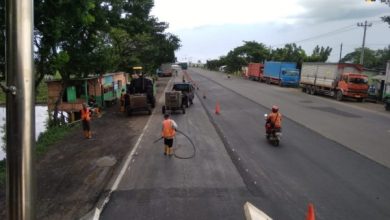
[293,0,389,23]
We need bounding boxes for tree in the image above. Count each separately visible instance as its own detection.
[305,45,332,62]
[270,43,307,65]
[341,47,380,68]
[0,0,5,80]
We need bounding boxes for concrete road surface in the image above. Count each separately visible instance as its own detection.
[100,69,390,219]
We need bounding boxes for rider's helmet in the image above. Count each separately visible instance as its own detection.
[271,105,279,113]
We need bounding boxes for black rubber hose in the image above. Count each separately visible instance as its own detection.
[174,129,196,159]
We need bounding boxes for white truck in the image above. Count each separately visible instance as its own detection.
[384,61,390,110]
[300,63,369,102]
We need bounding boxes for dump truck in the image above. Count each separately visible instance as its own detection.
[247,63,264,81]
[300,63,369,102]
[263,61,300,86]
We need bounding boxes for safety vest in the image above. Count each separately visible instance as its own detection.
[268,112,282,128]
[81,108,91,121]
[162,119,176,139]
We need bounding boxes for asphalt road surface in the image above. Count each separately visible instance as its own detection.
[100,69,390,220]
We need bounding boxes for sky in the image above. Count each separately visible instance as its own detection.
[151,0,390,63]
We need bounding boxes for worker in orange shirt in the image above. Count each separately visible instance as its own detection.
[81,103,92,139]
[266,105,282,136]
[161,114,178,156]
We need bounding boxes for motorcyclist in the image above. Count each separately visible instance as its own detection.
[265,105,282,137]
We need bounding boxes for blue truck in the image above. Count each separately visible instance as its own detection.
[263,61,300,87]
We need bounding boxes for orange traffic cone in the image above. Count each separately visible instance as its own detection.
[215,101,221,115]
[305,203,315,220]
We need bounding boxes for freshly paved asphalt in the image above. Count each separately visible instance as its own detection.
[100,69,390,219]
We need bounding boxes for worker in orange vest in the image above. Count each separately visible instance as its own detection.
[266,105,282,134]
[81,103,92,139]
[161,114,178,156]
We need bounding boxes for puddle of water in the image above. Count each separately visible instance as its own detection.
[0,106,49,160]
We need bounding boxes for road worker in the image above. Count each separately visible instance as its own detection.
[161,114,178,156]
[81,103,92,139]
[266,105,282,135]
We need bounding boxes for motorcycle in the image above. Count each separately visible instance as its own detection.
[264,114,282,146]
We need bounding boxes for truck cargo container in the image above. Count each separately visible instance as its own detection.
[300,63,369,102]
[247,63,264,81]
[263,61,300,86]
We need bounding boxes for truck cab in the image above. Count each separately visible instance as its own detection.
[337,73,369,102]
[280,69,300,87]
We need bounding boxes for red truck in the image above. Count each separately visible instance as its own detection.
[247,63,264,81]
[300,63,369,102]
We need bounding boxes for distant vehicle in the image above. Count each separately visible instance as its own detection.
[172,82,195,107]
[263,61,300,87]
[219,65,227,72]
[158,63,173,77]
[178,62,188,70]
[300,63,369,102]
[247,63,264,81]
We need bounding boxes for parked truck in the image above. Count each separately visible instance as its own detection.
[300,63,369,102]
[247,63,264,81]
[263,61,300,86]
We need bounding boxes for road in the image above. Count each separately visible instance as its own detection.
[100,68,390,220]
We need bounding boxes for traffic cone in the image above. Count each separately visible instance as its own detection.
[305,203,315,220]
[215,101,221,115]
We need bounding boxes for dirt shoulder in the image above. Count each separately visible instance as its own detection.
[0,77,170,219]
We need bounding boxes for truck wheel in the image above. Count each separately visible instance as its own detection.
[162,106,166,114]
[148,109,152,115]
[310,87,316,95]
[279,81,283,87]
[266,79,270,84]
[306,87,311,94]
[183,108,186,114]
[336,91,343,101]
[301,87,306,93]
[357,98,364,103]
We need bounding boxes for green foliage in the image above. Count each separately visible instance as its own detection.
[341,47,390,69]
[35,124,78,156]
[305,46,332,62]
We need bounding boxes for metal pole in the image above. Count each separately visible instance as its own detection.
[5,0,35,219]
[339,43,343,62]
[357,20,372,66]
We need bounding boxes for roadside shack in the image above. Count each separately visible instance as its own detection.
[46,72,128,122]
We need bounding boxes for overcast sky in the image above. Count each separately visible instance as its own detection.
[151,0,390,63]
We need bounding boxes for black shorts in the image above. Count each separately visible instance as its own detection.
[82,120,90,131]
[164,138,173,147]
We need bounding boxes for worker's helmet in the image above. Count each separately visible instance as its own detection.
[271,105,279,113]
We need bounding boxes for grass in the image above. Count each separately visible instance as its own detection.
[0,81,48,105]
[0,123,79,187]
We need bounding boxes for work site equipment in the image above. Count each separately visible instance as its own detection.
[125,67,156,116]
[162,91,185,114]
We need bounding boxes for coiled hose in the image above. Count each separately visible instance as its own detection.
[153,129,196,159]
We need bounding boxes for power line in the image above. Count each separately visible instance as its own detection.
[271,24,358,47]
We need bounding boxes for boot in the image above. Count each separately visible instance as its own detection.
[88,131,92,139]
[83,131,88,138]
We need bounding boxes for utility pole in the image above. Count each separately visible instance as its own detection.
[357,20,372,66]
[5,0,35,219]
[339,43,343,62]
